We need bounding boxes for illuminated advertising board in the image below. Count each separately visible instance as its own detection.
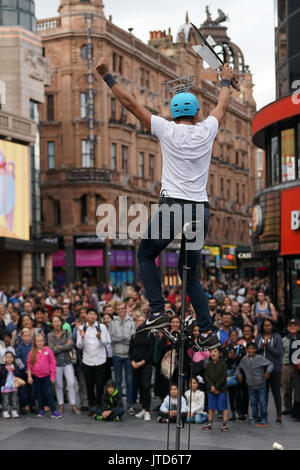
[0,140,30,241]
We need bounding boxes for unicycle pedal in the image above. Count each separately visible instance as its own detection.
[151,328,179,345]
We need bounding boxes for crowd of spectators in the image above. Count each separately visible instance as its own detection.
[0,277,299,430]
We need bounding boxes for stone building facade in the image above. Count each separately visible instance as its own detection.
[0,10,56,289]
[38,0,257,286]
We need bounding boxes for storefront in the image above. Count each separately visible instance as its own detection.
[201,246,221,282]
[281,187,300,316]
[252,93,300,319]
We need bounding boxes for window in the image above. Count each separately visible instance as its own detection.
[80,195,88,224]
[271,136,280,185]
[281,128,296,182]
[210,174,214,197]
[242,184,246,203]
[227,180,231,201]
[81,140,93,168]
[122,146,128,173]
[54,201,61,225]
[220,178,224,198]
[48,142,55,169]
[149,154,154,180]
[111,143,116,171]
[236,183,240,203]
[139,153,144,178]
[111,98,116,121]
[119,56,123,75]
[121,106,127,124]
[81,44,93,60]
[113,53,117,72]
[47,95,54,121]
[219,144,223,160]
[112,53,122,74]
[80,93,87,119]
[140,69,145,87]
[145,71,149,89]
[236,120,241,135]
[235,151,239,166]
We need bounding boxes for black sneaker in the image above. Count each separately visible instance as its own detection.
[198,332,221,351]
[137,312,170,333]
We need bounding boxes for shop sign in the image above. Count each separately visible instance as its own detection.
[66,169,112,182]
[237,252,252,260]
[291,211,300,231]
[75,235,106,245]
[254,242,279,252]
[281,187,300,256]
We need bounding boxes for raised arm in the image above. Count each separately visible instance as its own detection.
[210,64,233,126]
[96,57,152,130]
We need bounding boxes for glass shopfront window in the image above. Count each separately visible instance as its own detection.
[291,259,300,317]
[281,128,296,182]
[271,136,280,185]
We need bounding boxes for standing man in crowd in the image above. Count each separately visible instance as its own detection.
[76,309,110,414]
[96,57,234,350]
[110,302,136,415]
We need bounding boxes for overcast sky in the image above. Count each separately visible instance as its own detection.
[35,0,276,111]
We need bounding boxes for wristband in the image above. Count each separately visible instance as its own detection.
[221,79,231,88]
[103,73,117,88]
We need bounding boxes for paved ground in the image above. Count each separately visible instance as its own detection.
[0,397,298,450]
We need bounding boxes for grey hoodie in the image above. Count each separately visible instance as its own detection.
[236,354,274,390]
[110,314,136,358]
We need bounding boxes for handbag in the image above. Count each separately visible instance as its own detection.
[226,345,240,388]
[14,377,26,389]
[226,369,239,387]
[160,350,177,379]
[70,348,77,365]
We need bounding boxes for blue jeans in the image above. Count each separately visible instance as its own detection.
[248,387,268,422]
[112,356,133,408]
[99,407,125,421]
[186,412,208,424]
[32,375,56,412]
[138,200,212,332]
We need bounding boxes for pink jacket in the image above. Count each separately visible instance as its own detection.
[27,347,56,381]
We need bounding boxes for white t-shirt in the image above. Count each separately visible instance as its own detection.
[151,115,219,202]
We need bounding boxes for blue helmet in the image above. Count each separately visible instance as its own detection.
[170,92,200,119]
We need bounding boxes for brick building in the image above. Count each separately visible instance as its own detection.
[37,0,257,287]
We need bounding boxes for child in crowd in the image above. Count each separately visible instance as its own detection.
[185,377,208,424]
[203,348,228,431]
[95,379,124,422]
[15,328,35,414]
[158,384,188,424]
[237,342,273,426]
[0,351,23,418]
[0,331,15,365]
[27,333,61,419]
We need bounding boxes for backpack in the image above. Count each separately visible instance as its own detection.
[83,322,101,334]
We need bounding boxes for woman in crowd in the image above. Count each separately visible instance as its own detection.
[255,318,283,423]
[12,315,34,348]
[48,315,80,415]
[15,328,35,414]
[241,325,255,347]
[102,313,113,382]
[129,315,155,422]
[223,329,246,421]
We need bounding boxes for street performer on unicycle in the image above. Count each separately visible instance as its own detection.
[96,57,234,351]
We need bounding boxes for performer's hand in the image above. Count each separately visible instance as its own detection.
[220,63,233,81]
[96,57,109,77]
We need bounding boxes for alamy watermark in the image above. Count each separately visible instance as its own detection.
[291,80,300,105]
[96,196,205,250]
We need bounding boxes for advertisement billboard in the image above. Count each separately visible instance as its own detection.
[0,140,30,241]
